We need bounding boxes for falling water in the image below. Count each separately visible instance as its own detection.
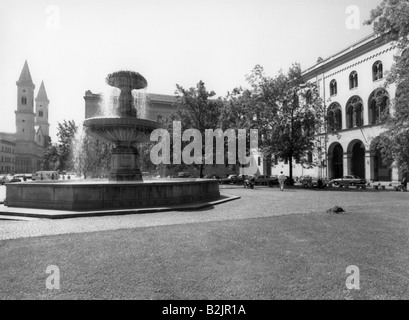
[98,87,121,117]
[133,88,147,119]
[71,122,86,178]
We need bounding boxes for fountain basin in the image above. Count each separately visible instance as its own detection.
[83,117,164,145]
[5,179,221,211]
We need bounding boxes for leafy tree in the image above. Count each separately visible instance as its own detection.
[72,133,112,179]
[172,81,224,177]
[56,120,78,172]
[245,64,324,181]
[364,0,409,172]
[42,144,59,170]
[221,87,258,172]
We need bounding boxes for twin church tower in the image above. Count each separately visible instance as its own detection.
[16,60,50,145]
[0,60,50,173]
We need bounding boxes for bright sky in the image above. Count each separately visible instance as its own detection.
[0,0,381,142]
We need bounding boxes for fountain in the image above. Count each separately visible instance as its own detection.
[83,71,163,181]
[3,71,222,212]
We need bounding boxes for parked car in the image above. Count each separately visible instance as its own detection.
[0,175,7,185]
[9,176,23,183]
[220,175,238,184]
[329,175,366,187]
[237,175,248,184]
[32,171,60,181]
[300,176,326,188]
[269,175,279,186]
[177,172,191,178]
[284,176,295,186]
[255,175,271,186]
[204,174,221,180]
[14,174,28,181]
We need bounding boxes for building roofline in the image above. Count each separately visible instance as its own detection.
[302,33,393,79]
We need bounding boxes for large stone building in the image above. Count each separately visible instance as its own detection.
[269,33,400,182]
[0,61,50,174]
[84,90,177,122]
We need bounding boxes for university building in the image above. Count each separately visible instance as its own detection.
[84,91,177,122]
[0,61,50,174]
[269,34,400,182]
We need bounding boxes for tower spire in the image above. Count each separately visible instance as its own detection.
[16,60,35,88]
[36,80,49,102]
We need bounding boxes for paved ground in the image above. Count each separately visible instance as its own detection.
[0,184,407,240]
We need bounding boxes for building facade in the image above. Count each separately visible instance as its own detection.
[84,90,177,122]
[0,61,50,174]
[0,135,16,174]
[270,34,400,182]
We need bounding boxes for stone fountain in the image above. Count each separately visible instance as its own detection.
[3,71,221,212]
[83,71,163,181]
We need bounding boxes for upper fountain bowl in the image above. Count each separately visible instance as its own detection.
[106,70,148,90]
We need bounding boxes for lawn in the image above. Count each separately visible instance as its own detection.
[1,202,408,300]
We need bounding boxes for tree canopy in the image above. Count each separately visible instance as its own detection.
[171,81,224,177]
[365,0,409,173]
[244,64,324,180]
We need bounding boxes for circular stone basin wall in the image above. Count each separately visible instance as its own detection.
[5,179,220,211]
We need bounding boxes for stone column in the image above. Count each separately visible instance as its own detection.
[343,152,352,176]
[365,150,374,182]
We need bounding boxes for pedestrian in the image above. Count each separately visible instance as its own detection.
[278,171,286,191]
[402,175,407,191]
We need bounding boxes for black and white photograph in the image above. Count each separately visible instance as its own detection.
[0,0,408,306]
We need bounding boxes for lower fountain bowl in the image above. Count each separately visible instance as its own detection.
[4,179,221,211]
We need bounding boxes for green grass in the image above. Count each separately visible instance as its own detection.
[1,206,409,300]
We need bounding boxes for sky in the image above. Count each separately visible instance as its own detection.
[0,0,382,142]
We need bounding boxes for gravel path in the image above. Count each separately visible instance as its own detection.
[1,185,408,241]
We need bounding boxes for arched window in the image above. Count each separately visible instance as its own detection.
[346,96,363,128]
[372,61,383,81]
[368,88,389,125]
[39,111,44,117]
[327,103,342,131]
[349,71,358,89]
[330,80,337,96]
[21,97,27,105]
[307,151,313,163]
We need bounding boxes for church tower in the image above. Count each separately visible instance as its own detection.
[35,80,50,146]
[15,60,36,142]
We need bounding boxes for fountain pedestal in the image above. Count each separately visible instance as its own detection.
[109,145,142,181]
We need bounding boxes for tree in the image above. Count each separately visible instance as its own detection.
[221,87,259,173]
[245,64,324,181]
[364,0,409,172]
[42,144,59,170]
[72,132,112,179]
[172,81,224,177]
[56,120,78,172]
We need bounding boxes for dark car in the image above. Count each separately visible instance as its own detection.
[255,175,271,186]
[237,175,248,184]
[220,175,238,184]
[284,176,295,186]
[300,176,326,188]
[269,175,279,186]
[9,177,23,183]
[329,175,366,187]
